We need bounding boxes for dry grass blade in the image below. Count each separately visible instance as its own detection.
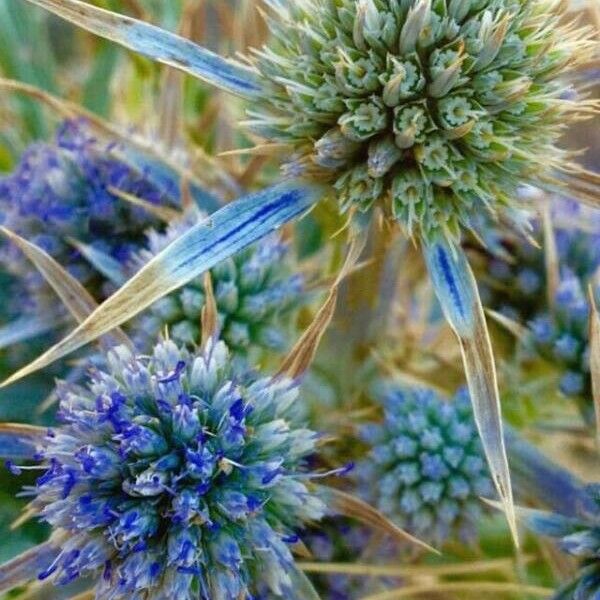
[299,557,531,577]
[324,487,440,555]
[588,285,600,449]
[278,236,366,379]
[360,581,553,599]
[542,204,559,308]
[485,309,528,340]
[108,187,182,223]
[201,272,218,347]
[0,227,132,349]
[460,304,518,544]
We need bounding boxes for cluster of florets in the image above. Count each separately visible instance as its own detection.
[359,384,492,546]
[527,276,598,420]
[524,484,600,600]
[476,199,600,323]
[24,340,325,599]
[0,119,179,313]
[475,200,600,420]
[130,211,305,359]
[251,0,593,242]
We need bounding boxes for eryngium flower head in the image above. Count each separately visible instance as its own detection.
[523,484,600,600]
[359,384,492,545]
[476,198,600,323]
[528,274,599,419]
[0,119,178,312]
[25,339,325,599]
[250,0,595,242]
[130,211,305,358]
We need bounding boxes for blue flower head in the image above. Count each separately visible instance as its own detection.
[359,384,493,546]
[0,119,179,315]
[22,339,325,599]
[129,211,305,360]
[476,201,600,323]
[525,273,598,420]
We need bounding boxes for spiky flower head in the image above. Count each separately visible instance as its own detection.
[359,384,492,545]
[0,118,179,314]
[523,484,600,600]
[527,274,599,422]
[20,339,325,599]
[250,0,595,242]
[476,198,600,323]
[130,211,305,359]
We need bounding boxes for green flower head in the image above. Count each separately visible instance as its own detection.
[250,0,595,242]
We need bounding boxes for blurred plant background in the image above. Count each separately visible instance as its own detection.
[0,0,598,598]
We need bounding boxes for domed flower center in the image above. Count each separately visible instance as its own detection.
[251,0,591,241]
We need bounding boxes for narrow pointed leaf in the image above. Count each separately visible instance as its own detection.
[542,205,559,307]
[1,181,323,386]
[588,286,600,448]
[278,236,365,379]
[506,428,592,517]
[0,315,60,350]
[0,423,47,459]
[424,238,518,546]
[67,237,127,285]
[20,0,263,98]
[108,186,182,223]
[322,487,439,554]
[484,499,579,538]
[0,227,131,349]
[0,542,57,594]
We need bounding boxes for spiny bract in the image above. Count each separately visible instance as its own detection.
[359,384,492,545]
[524,485,600,600]
[22,339,325,599]
[250,0,594,242]
[130,211,305,359]
[0,119,178,313]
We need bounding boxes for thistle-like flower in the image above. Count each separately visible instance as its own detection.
[10,339,325,599]
[527,274,598,421]
[476,199,600,323]
[130,212,305,359]
[0,119,178,314]
[474,201,600,422]
[359,384,492,545]
[250,0,596,241]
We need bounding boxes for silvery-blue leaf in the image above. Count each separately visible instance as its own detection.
[20,0,263,98]
[0,423,46,459]
[1,180,324,386]
[423,237,517,545]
